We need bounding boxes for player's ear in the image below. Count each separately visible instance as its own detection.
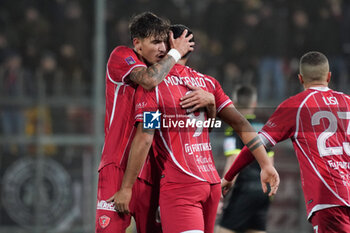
[327,72,331,83]
[133,38,142,52]
[298,74,304,84]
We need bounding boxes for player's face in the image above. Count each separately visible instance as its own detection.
[136,36,168,65]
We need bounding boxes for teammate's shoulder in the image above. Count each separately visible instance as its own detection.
[279,90,313,107]
[114,45,133,53]
[332,89,350,100]
[202,74,220,89]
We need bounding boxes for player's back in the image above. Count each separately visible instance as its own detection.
[156,64,220,184]
[291,87,350,217]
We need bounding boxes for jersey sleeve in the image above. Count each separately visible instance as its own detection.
[224,146,255,181]
[134,85,158,125]
[205,76,232,113]
[106,46,146,84]
[260,100,297,147]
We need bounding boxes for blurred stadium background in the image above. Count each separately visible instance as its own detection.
[0,0,349,232]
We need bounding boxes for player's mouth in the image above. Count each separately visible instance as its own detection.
[157,54,165,60]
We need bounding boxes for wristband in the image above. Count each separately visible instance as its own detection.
[167,49,181,62]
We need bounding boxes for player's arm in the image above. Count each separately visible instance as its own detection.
[129,30,194,90]
[218,104,279,196]
[107,123,154,214]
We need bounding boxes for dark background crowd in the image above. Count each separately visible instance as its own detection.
[1,0,350,151]
[0,0,349,232]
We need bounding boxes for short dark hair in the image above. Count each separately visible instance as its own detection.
[129,12,170,42]
[300,51,328,66]
[299,51,329,82]
[170,24,194,58]
[232,85,257,108]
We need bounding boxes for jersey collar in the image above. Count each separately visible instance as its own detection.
[308,86,330,92]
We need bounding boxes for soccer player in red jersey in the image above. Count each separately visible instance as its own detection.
[112,25,279,233]
[95,12,194,233]
[222,51,350,233]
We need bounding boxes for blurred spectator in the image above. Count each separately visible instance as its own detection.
[222,61,242,95]
[107,18,130,53]
[61,1,89,61]
[25,107,56,155]
[35,52,64,97]
[66,106,92,134]
[0,33,9,64]
[313,0,348,93]
[289,9,312,58]
[18,6,50,71]
[256,3,288,104]
[58,44,86,96]
[0,51,33,154]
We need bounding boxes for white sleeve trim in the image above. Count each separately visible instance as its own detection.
[259,130,276,147]
[109,84,122,128]
[217,99,232,113]
[307,204,341,220]
[135,114,143,120]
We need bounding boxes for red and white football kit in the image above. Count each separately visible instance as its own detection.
[96,46,161,233]
[134,64,232,233]
[226,87,350,233]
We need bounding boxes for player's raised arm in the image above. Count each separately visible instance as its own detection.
[129,29,194,90]
[218,104,279,196]
[107,123,155,214]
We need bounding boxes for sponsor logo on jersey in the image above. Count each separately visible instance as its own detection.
[125,56,136,65]
[185,143,212,155]
[96,200,116,212]
[99,215,111,228]
[135,102,147,110]
[143,110,161,129]
[266,120,276,128]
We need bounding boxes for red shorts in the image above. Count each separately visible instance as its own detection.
[95,164,161,233]
[159,181,221,233]
[310,206,350,233]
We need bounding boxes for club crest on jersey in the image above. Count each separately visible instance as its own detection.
[99,215,110,228]
[143,110,161,129]
[125,56,136,65]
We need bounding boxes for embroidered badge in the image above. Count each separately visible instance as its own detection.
[99,215,111,228]
[125,56,136,65]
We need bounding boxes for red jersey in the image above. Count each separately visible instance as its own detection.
[98,46,153,183]
[134,64,232,184]
[259,87,350,218]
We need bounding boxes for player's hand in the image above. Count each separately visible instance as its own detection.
[221,178,233,197]
[106,188,132,214]
[180,84,215,113]
[260,165,280,196]
[169,30,194,57]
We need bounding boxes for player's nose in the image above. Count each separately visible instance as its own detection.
[159,42,167,53]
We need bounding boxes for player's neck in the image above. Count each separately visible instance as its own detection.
[304,83,328,90]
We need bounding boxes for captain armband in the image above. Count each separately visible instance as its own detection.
[246,136,264,152]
